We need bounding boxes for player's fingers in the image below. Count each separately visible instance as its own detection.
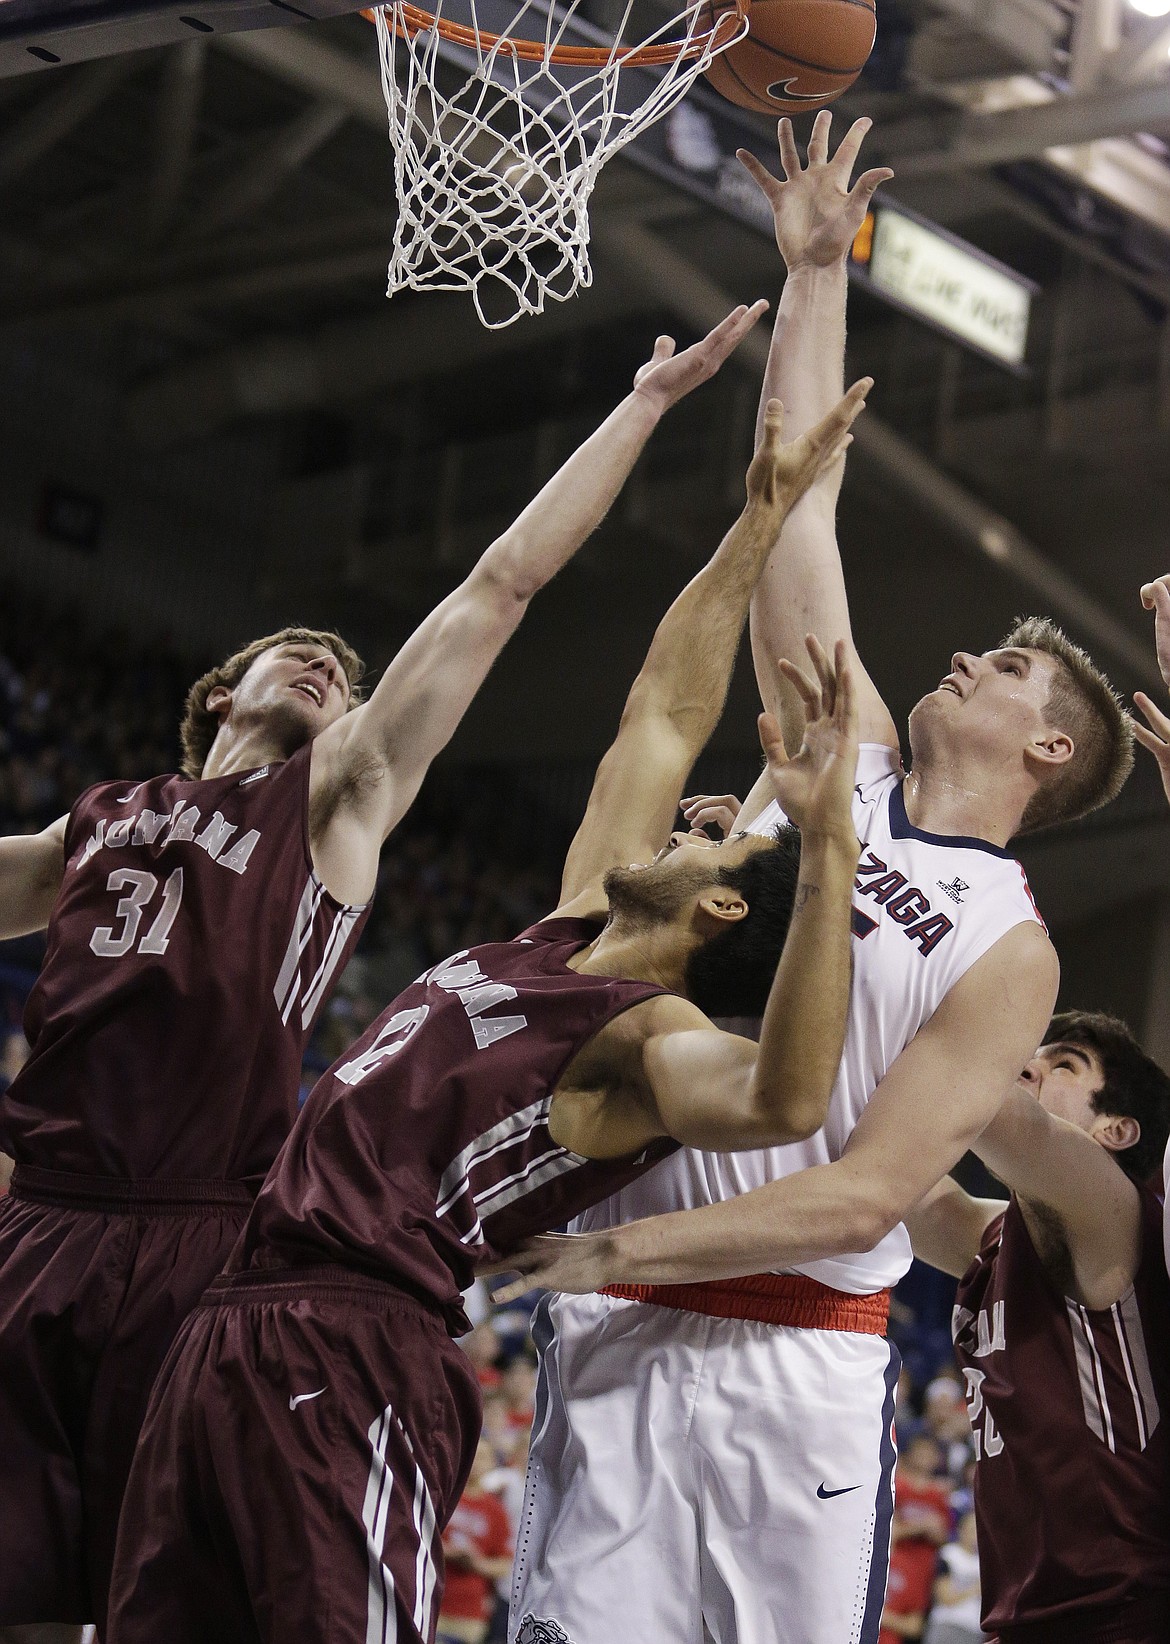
[807,107,831,166]
[776,117,801,180]
[762,396,785,447]
[805,633,836,713]
[831,115,872,175]
[1134,692,1170,741]
[833,641,858,735]
[759,709,790,765]
[849,166,895,206]
[705,301,768,368]
[736,148,779,196]
[1140,578,1170,615]
[809,378,870,451]
[1133,722,1170,764]
[778,657,821,717]
[681,793,741,819]
[489,1276,535,1305]
[686,807,737,837]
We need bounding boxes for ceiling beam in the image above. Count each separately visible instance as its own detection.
[215,27,387,128]
[142,41,207,244]
[120,275,645,442]
[882,80,1170,179]
[0,56,139,188]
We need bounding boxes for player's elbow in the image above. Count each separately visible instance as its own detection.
[747,1073,834,1147]
[846,1192,903,1254]
[476,536,546,607]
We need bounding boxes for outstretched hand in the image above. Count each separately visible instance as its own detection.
[746,379,870,513]
[481,1230,617,1305]
[1134,693,1170,808]
[1135,576,1170,808]
[761,636,859,841]
[680,793,743,839]
[1141,575,1170,690]
[632,300,769,416]
[738,112,893,272]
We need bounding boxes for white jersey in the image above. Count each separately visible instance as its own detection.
[576,744,1045,1294]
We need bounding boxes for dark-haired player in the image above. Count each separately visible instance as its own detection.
[0,301,771,1644]
[105,381,870,1644]
[906,1010,1170,1644]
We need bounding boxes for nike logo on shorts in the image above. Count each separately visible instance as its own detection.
[289,1387,327,1410]
[817,1482,861,1499]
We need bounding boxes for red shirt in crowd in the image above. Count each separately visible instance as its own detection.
[440,1489,512,1622]
[879,1473,952,1644]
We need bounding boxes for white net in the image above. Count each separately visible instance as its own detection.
[373,0,746,327]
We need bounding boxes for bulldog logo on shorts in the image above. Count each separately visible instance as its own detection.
[516,1617,573,1644]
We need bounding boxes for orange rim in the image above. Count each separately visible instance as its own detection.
[362,1,746,66]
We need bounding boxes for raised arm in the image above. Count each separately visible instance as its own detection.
[0,818,67,939]
[969,1086,1142,1307]
[308,303,768,905]
[740,113,897,770]
[619,641,862,1149]
[488,921,1057,1299]
[553,381,870,916]
[904,1175,1003,1280]
[1134,573,1170,807]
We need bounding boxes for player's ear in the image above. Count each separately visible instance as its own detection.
[205,684,233,723]
[1025,728,1074,771]
[696,886,749,928]
[1092,1112,1139,1156]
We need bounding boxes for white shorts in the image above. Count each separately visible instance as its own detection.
[510,1291,899,1644]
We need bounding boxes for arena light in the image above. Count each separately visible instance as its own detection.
[850,202,1037,371]
[1128,0,1170,16]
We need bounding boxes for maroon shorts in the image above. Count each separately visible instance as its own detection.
[992,1589,1170,1643]
[0,1163,252,1628]
[107,1266,483,1644]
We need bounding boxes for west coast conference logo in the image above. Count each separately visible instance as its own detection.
[516,1619,573,1644]
[936,877,969,905]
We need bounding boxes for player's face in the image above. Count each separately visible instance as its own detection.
[910,647,1062,764]
[1018,1040,1106,1132]
[233,642,351,743]
[603,831,771,926]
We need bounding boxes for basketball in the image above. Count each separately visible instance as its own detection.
[703,0,877,118]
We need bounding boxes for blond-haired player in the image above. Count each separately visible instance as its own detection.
[501,117,1134,1644]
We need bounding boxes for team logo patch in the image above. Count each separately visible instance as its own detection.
[936,876,969,905]
[516,1617,574,1644]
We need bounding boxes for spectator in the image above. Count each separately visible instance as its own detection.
[498,1353,537,1435]
[438,1438,515,1644]
[923,1510,983,1644]
[461,1320,503,1392]
[0,1029,29,1092]
[483,1427,530,1644]
[880,1436,953,1644]
[923,1374,975,1483]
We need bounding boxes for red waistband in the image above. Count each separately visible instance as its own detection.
[601,1271,890,1333]
[10,1163,254,1214]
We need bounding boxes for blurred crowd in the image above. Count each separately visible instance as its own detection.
[0,591,989,1639]
[881,1370,984,1643]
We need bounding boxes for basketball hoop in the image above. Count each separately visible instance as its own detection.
[368,0,748,327]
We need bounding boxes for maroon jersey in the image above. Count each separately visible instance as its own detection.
[234,918,679,1319]
[953,1188,1170,1635]
[0,745,368,1183]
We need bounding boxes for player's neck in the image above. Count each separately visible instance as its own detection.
[201,724,297,780]
[580,920,686,993]
[902,762,1025,850]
